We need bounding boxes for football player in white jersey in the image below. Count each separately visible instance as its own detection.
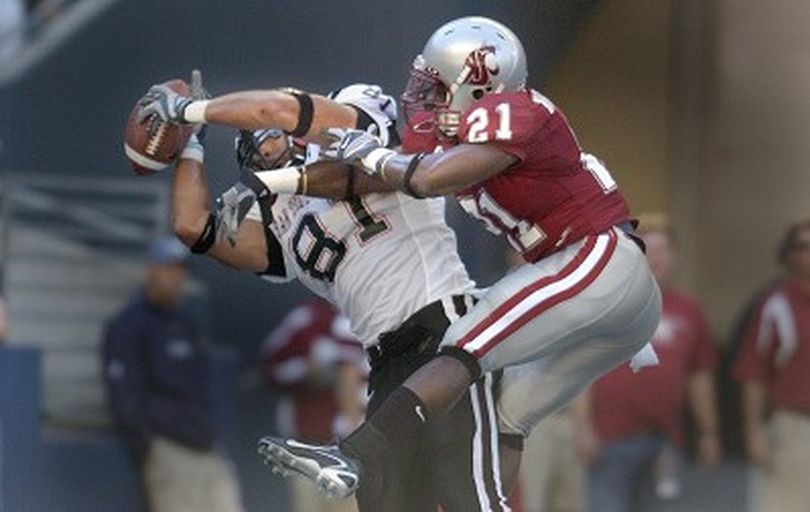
[158,83,512,511]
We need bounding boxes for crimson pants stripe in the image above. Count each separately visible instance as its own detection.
[454,235,599,350]
[458,231,618,358]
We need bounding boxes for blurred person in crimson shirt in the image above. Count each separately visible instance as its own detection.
[101,236,242,512]
[574,214,720,512]
[733,219,810,512]
[262,298,367,512]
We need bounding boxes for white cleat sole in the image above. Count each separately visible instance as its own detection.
[258,439,354,500]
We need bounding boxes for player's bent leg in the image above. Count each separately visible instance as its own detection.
[497,434,524,497]
[262,294,492,505]
[340,230,658,507]
[354,436,434,512]
[430,373,511,512]
[441,229,659,376]
[335,352,475,486]
[494,248,661,436]
[355,329,441,511]
[403,351,477,416]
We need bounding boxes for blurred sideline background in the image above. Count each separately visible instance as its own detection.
[0,0,807,510]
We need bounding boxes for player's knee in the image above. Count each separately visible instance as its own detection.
[438,346,482,381]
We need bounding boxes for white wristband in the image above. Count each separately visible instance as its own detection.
[254,166,302,195]
[361,147,396,175]
[183,100,209,124]
[179,135,204,164]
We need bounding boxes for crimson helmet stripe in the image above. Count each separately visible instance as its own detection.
[456,230,619,357]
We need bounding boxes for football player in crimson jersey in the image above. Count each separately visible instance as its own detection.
[256,16,662,502]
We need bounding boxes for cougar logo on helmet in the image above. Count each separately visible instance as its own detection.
[464,46,499,86]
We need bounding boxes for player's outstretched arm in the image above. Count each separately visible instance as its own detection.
[205,90,355,142]
[172,148,270,272]
[140,84,356,145]
[251,160,397,201]
[388,143,516,197]
[324,127,516,197]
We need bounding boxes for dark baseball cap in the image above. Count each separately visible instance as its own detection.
[146,236,190,265]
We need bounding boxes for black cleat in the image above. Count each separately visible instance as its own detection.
[258,437,360,499]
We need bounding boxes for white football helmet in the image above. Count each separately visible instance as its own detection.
[401,16,528,138]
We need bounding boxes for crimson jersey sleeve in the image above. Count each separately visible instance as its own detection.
[457,91,553,161]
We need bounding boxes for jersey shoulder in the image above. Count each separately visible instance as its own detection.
[328,83,398,147]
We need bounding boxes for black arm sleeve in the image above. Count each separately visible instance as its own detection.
[285,90,314,138]
[255,195,287,278]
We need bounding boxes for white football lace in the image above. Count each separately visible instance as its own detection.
[145,120,168,157]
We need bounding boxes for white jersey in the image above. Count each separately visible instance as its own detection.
[250,84,475,347]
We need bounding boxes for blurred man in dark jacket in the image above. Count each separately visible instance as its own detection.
[101,236,242,512]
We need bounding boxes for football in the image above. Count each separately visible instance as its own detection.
[123,79,194,175]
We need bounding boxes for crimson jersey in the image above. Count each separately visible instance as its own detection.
[261,299,367,443]
[404,90,631,262]
[733,279,810,415]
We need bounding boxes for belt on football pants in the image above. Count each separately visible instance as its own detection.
[367,295,475,371]
[616,220,646,253]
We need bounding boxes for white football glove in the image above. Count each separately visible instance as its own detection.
[179,134,204,164]
[323,127,395,175]
[138,84,194,124]
[215,171,274,246]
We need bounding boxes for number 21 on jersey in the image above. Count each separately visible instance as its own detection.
[466,103,513,143]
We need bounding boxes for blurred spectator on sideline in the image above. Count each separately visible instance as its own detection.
[0,294,8,342]
[262,297,367,512]
[507,246,584,512]
[733,219,810,512]
[101,236,243,512]
[718,277,780,459]
[519,411,585,512]
[574,213,720,512]
[0,0,25,65]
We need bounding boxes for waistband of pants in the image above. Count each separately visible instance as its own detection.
[616,220,646,253]
[367,294,476,370]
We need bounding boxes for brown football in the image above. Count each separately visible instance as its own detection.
[123,79,195,175]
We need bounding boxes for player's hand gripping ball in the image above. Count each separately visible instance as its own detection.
[123,79,194,175]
